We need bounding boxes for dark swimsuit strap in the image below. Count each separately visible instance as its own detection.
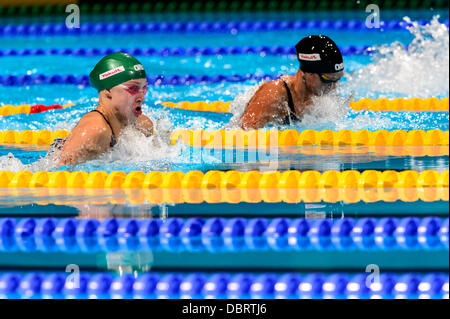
[90,109,117,147]
[281,80,299,124]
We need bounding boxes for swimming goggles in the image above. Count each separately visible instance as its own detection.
[119,83,148,95]
[319,73,342,84]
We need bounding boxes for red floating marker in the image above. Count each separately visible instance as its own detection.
[29,104,63,114]
[30,104,45,113]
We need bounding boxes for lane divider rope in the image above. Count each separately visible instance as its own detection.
[2,0,448,16]
[4,97,448,117]
[0,170,448,202]
[0,129,448,147]
[0,103,74,116]
[2,73,449,92]
[0,271,447,298]
[169,129,450,147]
[2,19,447,37]
[0,73,277,87]
[1,183,447,204]
[0,216,447,253]
[0,129,70,144]
[0,45,372,57]
[162,97,450,112]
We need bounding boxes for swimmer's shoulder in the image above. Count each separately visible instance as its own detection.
[256,78,290,101]
[261,78,286,92]
[250,78,289,111]
[76,110,109,131]
[79,109,104,122]
[68,110,112,144]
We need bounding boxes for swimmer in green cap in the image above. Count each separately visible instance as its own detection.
[57,52,153,166]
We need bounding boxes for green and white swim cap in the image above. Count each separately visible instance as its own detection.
[89,52,146,91]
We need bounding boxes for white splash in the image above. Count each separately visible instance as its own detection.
[2,16,448,172]
[225,79,354,129]
[344,16,449,99]
[0,111,188,172]
[298,92,349,126]
[226,80,266,128]
[0,150,59,173]
[96,126,183,164]
[0,153,28,172]
[226,16,448,130]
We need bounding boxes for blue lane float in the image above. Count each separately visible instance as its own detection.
[0,271,447,299]
[0,73,278,86]
[0,44,372,57]
[0,19,448,37]
[0,217,447,253]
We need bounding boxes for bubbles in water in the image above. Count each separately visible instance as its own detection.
[343,16,449,99]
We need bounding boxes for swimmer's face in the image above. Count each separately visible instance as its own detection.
[305,72,343,95]
[107,78,148,121]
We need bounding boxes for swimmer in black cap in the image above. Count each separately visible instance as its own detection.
[240,35,344,130]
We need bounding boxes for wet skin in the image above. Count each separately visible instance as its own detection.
[239,69,343,130]
[58,78,153,166]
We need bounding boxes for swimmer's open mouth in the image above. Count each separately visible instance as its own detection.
[135,106,142,114]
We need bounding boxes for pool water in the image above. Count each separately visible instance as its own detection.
[0,10,449,299]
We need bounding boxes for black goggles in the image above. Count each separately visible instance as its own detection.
[319,73,341,84]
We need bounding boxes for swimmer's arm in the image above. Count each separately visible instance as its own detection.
[239,81,287,130]
[58,117,111,166]
[136,114,154,137]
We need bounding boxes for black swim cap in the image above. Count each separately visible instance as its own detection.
[295,35,344,74]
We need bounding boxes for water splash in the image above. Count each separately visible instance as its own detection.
[224,80,447,131]
[68,109,197,171]
[226,16,449,130]
[225,79,362,130]
[94,126,182,165]
[0,150,58,173]
[0,153,28,172]
[0,110,186,172]
[226,80,267,129]
[296,92,349,128]
[74,129,223,172]
[1,16,448,172]
[343,16,449,99]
